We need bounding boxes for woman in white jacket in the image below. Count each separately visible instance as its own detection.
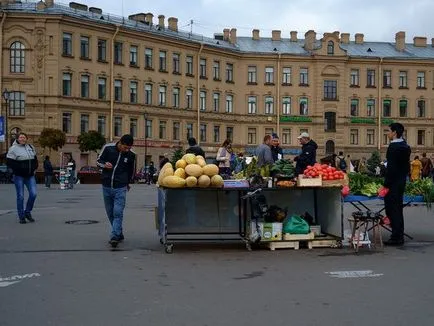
[216,139,232,176]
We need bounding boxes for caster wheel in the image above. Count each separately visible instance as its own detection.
[165,244,173,254]
[246,243,252,251]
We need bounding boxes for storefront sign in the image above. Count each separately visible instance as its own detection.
[280,116,313,123]
[350,117,394,125]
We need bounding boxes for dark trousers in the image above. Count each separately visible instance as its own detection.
[384,180,406,240]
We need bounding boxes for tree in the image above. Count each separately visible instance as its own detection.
[367,150,381,175]
[38,128,66,152]
[77,130,106,153]
[170,147,184,168]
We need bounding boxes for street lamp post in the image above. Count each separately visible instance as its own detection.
[2,89,10,153]
[144,112,148,167]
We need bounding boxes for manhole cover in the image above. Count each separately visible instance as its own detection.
[65,220,99,225]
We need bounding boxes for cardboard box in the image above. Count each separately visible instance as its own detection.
[250,221,282,241]
[297,176,322,187]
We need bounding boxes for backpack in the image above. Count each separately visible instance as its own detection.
[339,157,347,171]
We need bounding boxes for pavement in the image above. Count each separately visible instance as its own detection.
[1,184,434,326]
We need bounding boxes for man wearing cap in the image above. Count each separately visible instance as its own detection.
[294,132,318,176]
[271,133,283,162]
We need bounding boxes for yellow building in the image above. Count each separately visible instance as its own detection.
[0,0,433,169]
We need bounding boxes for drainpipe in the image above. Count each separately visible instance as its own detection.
[0,12,6,135]
[377,57,383,151]
[109,25,120,142]
[276,52,281,135]
[196,42,204,144]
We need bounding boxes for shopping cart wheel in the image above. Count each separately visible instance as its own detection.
[245,242,252,251]
[165,243,174,254]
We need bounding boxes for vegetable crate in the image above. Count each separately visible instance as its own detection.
[297,176,322,187]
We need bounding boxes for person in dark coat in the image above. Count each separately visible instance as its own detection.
[185,137,205,157]
[43,155,54,188]
[294,132,318,176]
[270,133,283,162]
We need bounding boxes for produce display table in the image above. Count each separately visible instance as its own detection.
[157,187,343,253]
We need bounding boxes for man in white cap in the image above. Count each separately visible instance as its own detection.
[294,132,318,176]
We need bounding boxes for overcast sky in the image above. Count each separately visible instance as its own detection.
[69,0,434,43]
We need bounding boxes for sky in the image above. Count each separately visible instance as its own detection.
[63,0,434,43]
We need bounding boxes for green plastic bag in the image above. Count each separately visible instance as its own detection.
[283,215,310,234]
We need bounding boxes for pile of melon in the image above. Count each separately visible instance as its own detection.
[157,154,224,188]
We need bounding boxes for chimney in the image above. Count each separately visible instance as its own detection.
[340,33,350,44]
[414,36,427,47]
[158,15,165,29]
[69,2,87,11]
[272,30,281,41]
[89,7,102,14]
[223,28,230,41]
[252,29,260,40]
[168,17,178,32]
[290,31,297,42]
[145,13,154,25]
[395,31,405,51]
[229,28,237,45]
[128,13,146,23]
[333,31,340,39]
[355,33,364,44]
[304,30,316,51]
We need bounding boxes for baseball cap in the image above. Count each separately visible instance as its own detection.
[297,132,310,139]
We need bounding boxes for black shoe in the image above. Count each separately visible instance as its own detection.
[109,238,119,248]
[383,238,404,246]
[119,234,125,242]
[19,218,26,224]
[25,212,35,223]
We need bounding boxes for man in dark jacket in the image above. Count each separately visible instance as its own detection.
[185,137,205,157]
[294,132,318,176]
[97,134,136,247]
[43,156,54,188]
[383,123,411,246]
[270,133,283,162]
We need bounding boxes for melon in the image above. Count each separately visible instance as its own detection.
[175,159,187,169]
[185,176,198,187]
[196,158,206,167]
[158,162,174,185]
[202,164,219,177]
[184,164,203,178]
[211,174,224,188]
[182,153,197,164]
[174,168,187,179]
[196,155,205,161]
[162,176,186,188]
[197,175,211,188]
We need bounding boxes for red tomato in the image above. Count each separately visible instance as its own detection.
[322,175,329,180]
[321,164,328,169]
[306,165,312,170]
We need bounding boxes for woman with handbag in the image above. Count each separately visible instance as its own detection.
[216,139,232,177]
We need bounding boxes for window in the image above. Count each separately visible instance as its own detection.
[200,124,207,142]
[159,85,166,106]
[114,117,122,137]
[324,80,337,100]
[130,81,138,103]
[300,68,308,85]
[265,96,274,114]
[173,53,180,73]
[282,97,291,115]
[114,79,122,102]
[200,91,206,111]
[10,41,25,73]
[186,55,193,75]
[417,71,425,88]
[417,130,425,145]
[325,140,335,154]
[383,99,391,117]
[399,71,407,88]
[130,45,138,66]
[265,128,274,136]
[213,93,220,112]
[8,91,25,116]
[97,39,106,61]
[282,128,291,145]
[173,122,180,141]
[383,70,391,87]
[299,97,308,115]
[200,58,207,78]
[226,63,233,82]
[226,95,233,113]
[417,99,425,117]
[367,69,376,87]
[226,127,233,141]
[327,41,334,55]
[350,99,359,116]
[145,48,153,69]
[80,36,89,59]
[130,118,137,137]
[159,121,166,139]
[186,89,193,109]
[350,129,359,145]
[367,99,375,117]
[62,33,72,56]
[80,114,89,134]
[367,129,375,145]
[213,61,220,80]
[248,128,257,144]
[265,67,274,84]
[159,51,167,71]
[62,112,72,133]
[81,75,89,98]
[382,129,390,145]
[214,125,220,143]
[186,123,193,139]
[145,119,152,138]
[324,112,336,132]
[62,73,72,96]
[98,116,106,136]
[173,87,180,108]
[248,96,257,114]
[145,84,152,105]
[114,42,122,64]
[399,99,407,117]
[350,69,359,86]
[248,66,257,83]
[98,77,106,100]
[282,67,291,84]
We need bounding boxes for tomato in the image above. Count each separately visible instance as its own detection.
[306,165,312,170]
[322,175,329,180]
[321,164,328,169]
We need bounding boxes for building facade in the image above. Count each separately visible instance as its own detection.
[0,0,433,170]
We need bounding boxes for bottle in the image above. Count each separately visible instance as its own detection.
[268,178,273,188]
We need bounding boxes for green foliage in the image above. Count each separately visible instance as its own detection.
[170,147,184,168]
[38,128,66,152]
[77,130,106,153]
[366,150,381,175]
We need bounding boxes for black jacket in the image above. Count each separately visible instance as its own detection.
[6,142,38,177]
[185,145,205,157]
[271,145,283,162]
[295,140,318,175]
[384,140,411,188]
[43,159,53,176]
[97,142,136,188]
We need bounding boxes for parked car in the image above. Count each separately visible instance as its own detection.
[77,166,101,184]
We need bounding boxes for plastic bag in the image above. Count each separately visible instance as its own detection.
[283,215,310,234]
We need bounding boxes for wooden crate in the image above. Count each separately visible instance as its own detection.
[297,176,322,187]
[265,241,300,250]
[284,232,315,241]
[322,174,349,187]
[264,234,338,250]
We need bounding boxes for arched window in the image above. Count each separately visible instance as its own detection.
[10,41,25,73]
[325,140,335,155]
[327,41,334,55]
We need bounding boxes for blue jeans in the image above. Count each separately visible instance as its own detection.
[13,175,37,219]
[102,186,127,240]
